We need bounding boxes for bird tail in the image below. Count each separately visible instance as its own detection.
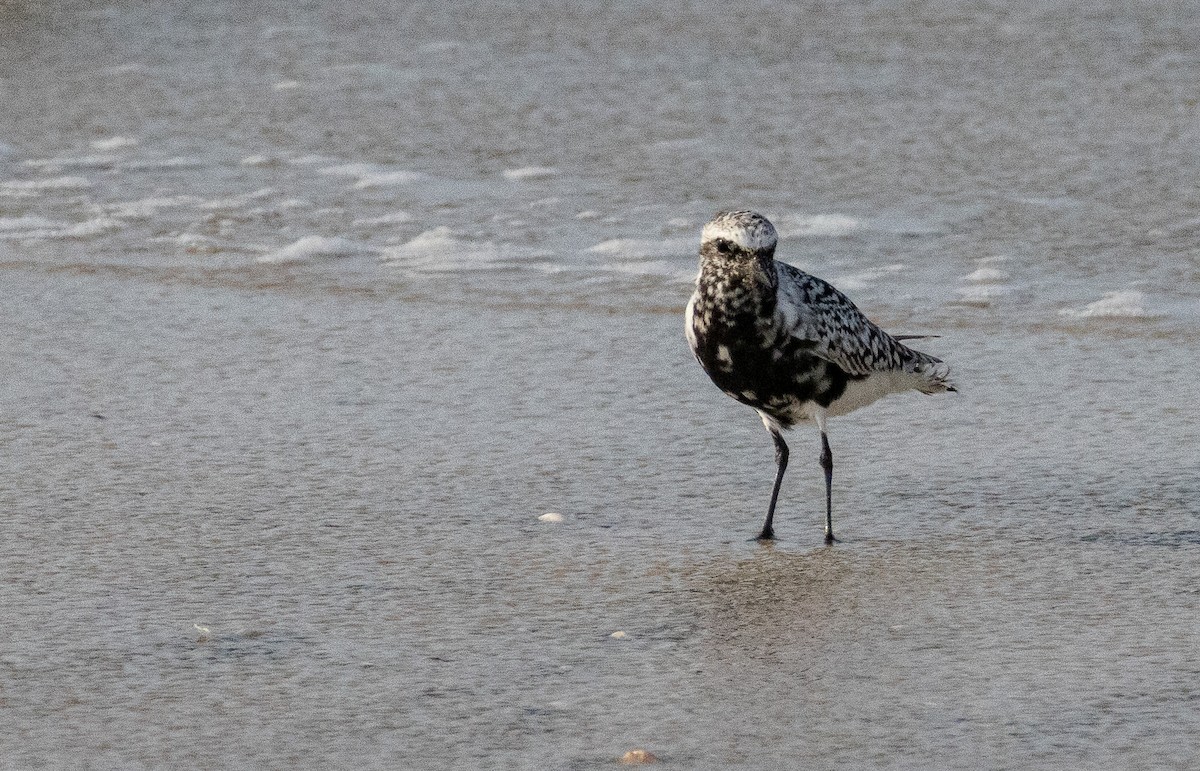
[904,348,957,394]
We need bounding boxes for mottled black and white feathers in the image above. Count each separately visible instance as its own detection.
[684,209,955,542]
[685,210,954,431]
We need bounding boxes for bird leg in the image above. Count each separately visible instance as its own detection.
[820,432,836,544]
[759,428,788,540]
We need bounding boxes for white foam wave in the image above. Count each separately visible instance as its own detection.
[319,163,378,177]
[776,213,862,237]
[1,176,93,192]
[962,267,1010,283]
[831,264,906,291]
[353,171,427,189]
[289,154,335,166]
[158,232,223,254]
[122,157,205,171]
[318,163,427,189]
[956,284,1013,303]
[599,260,695,282]
[96,195,202,219]
[90,136,137,151]
[61,218,124,238]
[352,211,414,226]
[586,236,693,260]
[502,166,559,181]
[241,155,284,168]
[1059,291,1158,319]
[956,257,1013,303]
[0,215,64,232]
[257,236,369,264]
[0,216,123,240]
[382,226,536,272]
[201,188,276,210]
[23,155,117,171]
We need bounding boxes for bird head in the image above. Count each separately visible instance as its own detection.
[700,210,778,260]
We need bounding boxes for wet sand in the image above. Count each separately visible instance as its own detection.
[4,264,1199,768]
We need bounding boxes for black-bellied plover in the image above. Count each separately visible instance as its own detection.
[685,210,955,543]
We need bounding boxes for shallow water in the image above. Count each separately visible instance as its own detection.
[2,1,1199,768]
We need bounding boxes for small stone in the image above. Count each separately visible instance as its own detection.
[538,512,564,523]
[620,749,657,764]
[610,630,627,639]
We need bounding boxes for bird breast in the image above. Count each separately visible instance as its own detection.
[687,278,853,427]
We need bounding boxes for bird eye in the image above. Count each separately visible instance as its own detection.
[714,238,732,254]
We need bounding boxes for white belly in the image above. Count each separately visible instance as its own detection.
[826,371,918,417]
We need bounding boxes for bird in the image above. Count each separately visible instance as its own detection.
[684,210,955,543]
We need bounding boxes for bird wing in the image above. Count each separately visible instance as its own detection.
[773,261,908,376]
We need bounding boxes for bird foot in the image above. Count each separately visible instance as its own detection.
[824,532,839,545]
[755,528,776,542]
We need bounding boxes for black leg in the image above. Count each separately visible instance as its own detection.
[759,429,788,540]
[820,432,836,544]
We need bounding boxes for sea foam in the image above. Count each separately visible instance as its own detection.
[96,195,202,219]
[90,136,138,151]
[353,171,427,189]
[502,166,559,181]
[382,226,529,272]
[955,258,1014,304]
[831,264,906,291]
[0,216,122,240]
[1,176,93,192]
[352,211,414,226]
[241,155,284,168]
[962,267,1010,283]
[776,213,862,237]
[600,260,695,282]
[257,236,368,264]
[201,188,276,210]
[956,284,1013,303]
[319,163,427,189]
[585,237,693,260]
[1059,291,1158,319]
[121,157,205,171]
[0,215,64,233]
[23,155,117,171]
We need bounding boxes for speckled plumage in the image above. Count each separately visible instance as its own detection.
[685,210,955,542]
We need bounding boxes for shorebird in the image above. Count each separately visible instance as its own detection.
[685,210,955,543]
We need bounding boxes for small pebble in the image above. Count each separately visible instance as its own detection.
[538,512,564,523]
[620,749,657,764]
[610,631,627,639]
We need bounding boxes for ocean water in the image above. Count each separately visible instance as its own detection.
[2,1,1199,768]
